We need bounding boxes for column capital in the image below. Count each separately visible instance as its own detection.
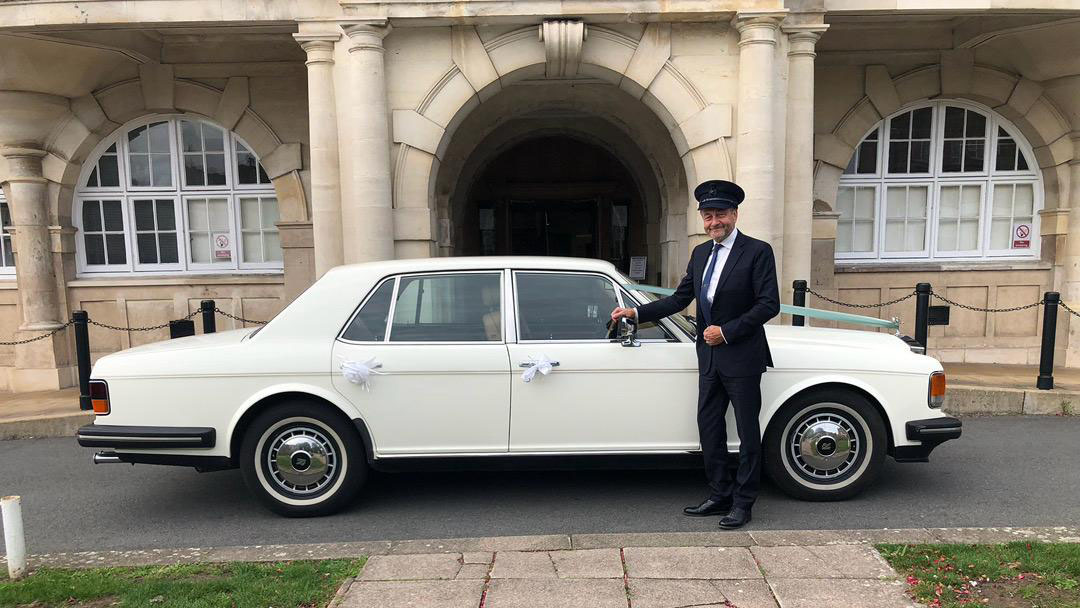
[344,20,391,53]
[294,33,340,65]
[0,147,47,182]
[732,11,787,47]
[783,24,829,57]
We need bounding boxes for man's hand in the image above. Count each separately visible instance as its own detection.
[703,325,725,346]
[611,307,636,322]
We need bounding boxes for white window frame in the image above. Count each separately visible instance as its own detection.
[836,100,1042,264]
[835,184,879,260]
[932,181,985,259]
[235,194,283,269]
[233,140,274,190]
[128,196,184,272]
[123,120,178,192]
[73,115,281,277]
[0,190,14,277]
[879,182,932,259]
[177,119,232,192]
[182,193,239,272]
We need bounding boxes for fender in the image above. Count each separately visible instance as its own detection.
[763,373,894,434]
[226,382,372,451]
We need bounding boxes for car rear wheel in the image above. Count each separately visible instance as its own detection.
[239,401,367,517]
[764,388,886,501]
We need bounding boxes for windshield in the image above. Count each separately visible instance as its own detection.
[616,273,696,338]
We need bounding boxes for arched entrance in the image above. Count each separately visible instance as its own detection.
[456,134,645,273]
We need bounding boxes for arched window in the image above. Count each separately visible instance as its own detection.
[836,100,1040,262]
[0,189,12,276]
[74,116,281,275]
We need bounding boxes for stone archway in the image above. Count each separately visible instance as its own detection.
[389,23,735,287]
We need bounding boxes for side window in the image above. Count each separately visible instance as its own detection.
[389,273,502,342]
[341,279,394,341]
[516,273,618,341]
[619,290,676,341]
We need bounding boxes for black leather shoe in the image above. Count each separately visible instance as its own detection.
[683,497,732,517]
[719,507,752,529]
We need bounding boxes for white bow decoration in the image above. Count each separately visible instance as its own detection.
[341,358,384,390]
[521,355,557,383]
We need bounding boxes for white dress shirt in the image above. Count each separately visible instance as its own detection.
[703,227,739,305]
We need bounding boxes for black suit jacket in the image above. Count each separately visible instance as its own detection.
[637,232,780,377]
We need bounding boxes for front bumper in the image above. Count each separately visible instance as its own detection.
[891,416,963,463]
[77,424,216,449]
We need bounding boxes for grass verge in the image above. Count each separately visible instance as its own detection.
[877,542,1080,608]
[0,558,365,608]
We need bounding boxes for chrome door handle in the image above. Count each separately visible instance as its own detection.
[519,361,560,367]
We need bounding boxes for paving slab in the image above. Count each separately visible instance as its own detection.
[549,548,624,578]
[359,553,462,581]
[750,546,838,579]
[805,545,897,579]
[767,578,916,608]
[490,550,557,579]
[573,531,754,549]
[627,578,726,608]
[484,578,627,608]
[455,563,490,579]
[712,579,780,608]
[749,528,937,546]
[336,580,484,608]
[388,535,569,554]
[624,546,762,579]
[462,551,493,564]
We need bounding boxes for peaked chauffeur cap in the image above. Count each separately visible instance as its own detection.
[694,180,745,211]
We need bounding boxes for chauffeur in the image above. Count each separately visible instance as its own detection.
[611,180,779,529]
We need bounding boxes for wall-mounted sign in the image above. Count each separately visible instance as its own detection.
[629,256,647,280]
[1012,223,1031,249]
[213,233,232,259]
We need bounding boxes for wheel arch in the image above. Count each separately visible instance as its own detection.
[226,385,374,466]
[764,378,894,451]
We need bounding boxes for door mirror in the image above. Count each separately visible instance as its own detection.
[620,317,640,348]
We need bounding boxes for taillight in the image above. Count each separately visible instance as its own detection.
[928,371,946,408]
[89,380,110,415]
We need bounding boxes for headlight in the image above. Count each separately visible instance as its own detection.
[928,371,946,408]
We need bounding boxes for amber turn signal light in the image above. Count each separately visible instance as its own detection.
[89,380,110,415]
[928,371,946,408]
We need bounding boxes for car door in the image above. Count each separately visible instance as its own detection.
[331,271,511,455]
[506,270,699,452]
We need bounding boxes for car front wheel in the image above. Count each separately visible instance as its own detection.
[239,401,367,517]
[764,388,886,501]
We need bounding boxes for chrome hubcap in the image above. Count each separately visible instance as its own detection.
[790,413,859,479]
[267,426,337,494]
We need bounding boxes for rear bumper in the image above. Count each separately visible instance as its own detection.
[77,424,215,449]
[892,416,962,463]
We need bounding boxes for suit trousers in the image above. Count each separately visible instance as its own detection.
[698,371,763,509]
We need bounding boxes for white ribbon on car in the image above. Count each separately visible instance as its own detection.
[340,357,384,390]
[520,355,557,383]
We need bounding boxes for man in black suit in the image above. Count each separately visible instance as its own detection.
[611,179,779,529]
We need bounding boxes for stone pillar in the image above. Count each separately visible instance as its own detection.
[781,24,828,309]
[295,33,345,278]
[1,147,71,390]
[342,22,395,263]
[733,12,786,277]
[1063,133,1080,366]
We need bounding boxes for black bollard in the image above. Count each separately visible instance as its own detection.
[1037,292,1059,390]
[792,280,807,327]
[201,300,216,334]
[914,283,932,351]
[73,311,92,411]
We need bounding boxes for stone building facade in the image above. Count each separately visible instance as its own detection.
[1,0,1079,391]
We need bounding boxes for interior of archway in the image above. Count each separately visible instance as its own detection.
[434,81,687,286]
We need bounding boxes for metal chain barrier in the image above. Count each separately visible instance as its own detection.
[806,287,917,309]
[213,307,267,325]
[86,309,201,332]
[1059,300,1080,319]
[930,292,1044,314]
[0,320,75,346]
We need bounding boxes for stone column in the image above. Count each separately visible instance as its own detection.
[1,147,71,390]
[295,33,345,278]
[733,12,786,278]
[342,22,395,263]
[781,24,828,309]
[1063,133,1080,366]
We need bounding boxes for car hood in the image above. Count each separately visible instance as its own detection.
[766,324,910,352]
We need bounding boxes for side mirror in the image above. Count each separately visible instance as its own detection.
[620,317,641,348]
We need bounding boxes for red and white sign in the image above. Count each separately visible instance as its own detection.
[213,233,232,259]
[1012,223,1031,249]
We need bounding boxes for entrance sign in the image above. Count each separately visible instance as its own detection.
[213,233,232,260]
[629,256,647,279]
[1012,223,1031,249]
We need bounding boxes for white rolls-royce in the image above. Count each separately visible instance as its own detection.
[77,257,960,517]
